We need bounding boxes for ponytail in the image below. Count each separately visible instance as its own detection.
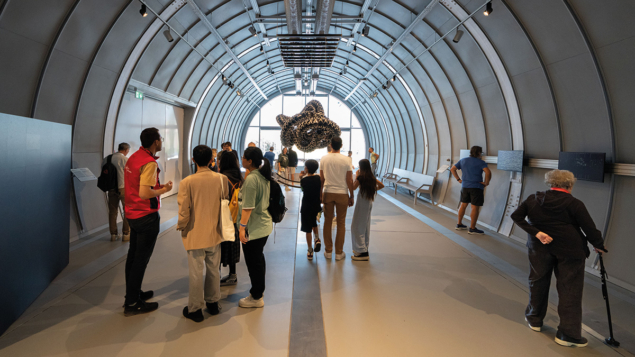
[244,147,273,182]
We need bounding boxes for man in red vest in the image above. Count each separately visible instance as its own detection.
[123,127,173,316]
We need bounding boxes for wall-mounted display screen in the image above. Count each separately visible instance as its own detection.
[558,152,606,183]
[497,150,524,172]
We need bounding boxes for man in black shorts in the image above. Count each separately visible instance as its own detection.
[450,146,491,234]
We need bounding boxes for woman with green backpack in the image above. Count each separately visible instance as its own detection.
[218,151,242,286]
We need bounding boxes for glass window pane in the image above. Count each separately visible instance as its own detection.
[260,95,282,126]
[330,98,351,128]
[351,128,366,169]
[259,129,283,155]
[284,95,305,116]
[352,113,362,128]
[249,111,260,127]
[245,127,260,149]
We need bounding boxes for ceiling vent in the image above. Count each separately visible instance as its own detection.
[278,34,340,68]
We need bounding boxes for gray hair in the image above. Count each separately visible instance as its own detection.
[544,169,576,189]
[118,142,130,151]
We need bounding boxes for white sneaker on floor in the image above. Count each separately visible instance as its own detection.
[111,234,119,241]
[324,251,332,259]
[239,294,264,308]
[525,317,541,332]
[335,252,346,261]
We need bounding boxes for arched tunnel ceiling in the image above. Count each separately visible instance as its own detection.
[3,0,635,286]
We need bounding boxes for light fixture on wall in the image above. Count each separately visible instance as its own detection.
[361,26,370,37]
[484,2,493,16]
[266,60,270,66]
[163,28,174,43]
[236,89,242,96]
[140,4,147,17]
[391,75,396,82]
[453,29,464,43]
[346,60,349,66]
[353,45,357,53]
[260,45,264,53]
[249,26,257,37]
[230,83,235,89]
[372,92,378,98]
[227,80,232,87]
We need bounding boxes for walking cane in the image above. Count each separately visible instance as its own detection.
[598,252,620,347]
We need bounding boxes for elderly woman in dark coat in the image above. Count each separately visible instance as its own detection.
[511,169,607,348]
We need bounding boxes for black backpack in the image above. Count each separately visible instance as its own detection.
[268,180,287,223]
[97,155,118,192]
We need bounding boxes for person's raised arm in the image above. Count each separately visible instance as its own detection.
[376,178,385,190]
[450,165,462,184]
[346,171,355,207]
[139,182,172,200]
[481,167,492,187]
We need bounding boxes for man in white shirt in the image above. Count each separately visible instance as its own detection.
[103,143,130,241]
[320,137,354,261]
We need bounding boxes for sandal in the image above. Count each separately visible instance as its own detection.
[307,249,314,260]
[314,238,322,253]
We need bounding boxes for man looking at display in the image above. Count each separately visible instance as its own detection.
[123,127,173,316]
[103,142,131,242]
[450,145,491,235]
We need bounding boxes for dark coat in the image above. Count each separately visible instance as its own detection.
[511,190,605,259]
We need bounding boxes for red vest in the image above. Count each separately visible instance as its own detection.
[124,147,161,219]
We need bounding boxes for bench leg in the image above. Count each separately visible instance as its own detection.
[394,185,398,195]
[414,193,417,205]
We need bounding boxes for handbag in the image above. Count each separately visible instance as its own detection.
[228,182,240,223]
[220,176,235,242]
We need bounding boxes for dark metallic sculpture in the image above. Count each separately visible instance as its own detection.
[275,100,341,152]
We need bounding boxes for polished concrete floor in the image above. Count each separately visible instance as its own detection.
[0,188,631,356]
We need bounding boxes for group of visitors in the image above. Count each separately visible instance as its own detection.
[297,136,384,261]
[108,127,273,322]
[105,128,608,347]
[276,146,298,191]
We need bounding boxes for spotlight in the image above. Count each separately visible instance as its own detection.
[227,80,232,87]
[484,2,492,16]
[361,26,370,37]
[372,92,378,98]
[346,60,349,66]
[163,29,174,43]
[140,4,147,17]
[249,26,257,37]
[453,29,464,43]
[382,84,387,90]
[266,60,269,65]
[353,45,357,53]
[260,45,264,53]
[222,74,227,82]
[236,89,242,96]
[340,71,343,75]
[391,75,396,82]
[270,69,275,74]
[230,83,235,89]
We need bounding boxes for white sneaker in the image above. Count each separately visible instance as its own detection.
[324,251,332,259]
[335,252,346,261]
[111,234,119,241]
[239,294,264,308]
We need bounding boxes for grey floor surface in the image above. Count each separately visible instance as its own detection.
[0,186,631,356]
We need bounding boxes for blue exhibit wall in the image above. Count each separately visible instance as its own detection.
[0,113,72,335]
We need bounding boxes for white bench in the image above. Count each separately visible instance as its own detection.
[391,168,435,205]
[382,172,400,188]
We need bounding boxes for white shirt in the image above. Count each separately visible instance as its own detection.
[347,156,354,170]
[320,152,352,194]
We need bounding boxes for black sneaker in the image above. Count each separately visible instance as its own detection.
[220,274,238,286]
[314,239,322,252]
[124,300,159,316]
[468,228,485,235]
[352,252,369,261]
[206,302,222,315]
[140,290,154,301]
[455,223,468,230]
[555,330,588,347]
[183,307,204,322]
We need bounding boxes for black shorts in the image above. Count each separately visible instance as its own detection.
[460,188,484,206]
[300,210,320,233]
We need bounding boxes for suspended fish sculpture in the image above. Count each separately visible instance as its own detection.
[275,100,341,152]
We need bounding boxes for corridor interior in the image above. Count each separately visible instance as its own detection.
[0,187,633,357]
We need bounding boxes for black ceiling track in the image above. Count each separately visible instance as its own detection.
[277,34,341,68]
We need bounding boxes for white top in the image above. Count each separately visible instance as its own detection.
[320,153,352,194]
[347,156,354,170]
